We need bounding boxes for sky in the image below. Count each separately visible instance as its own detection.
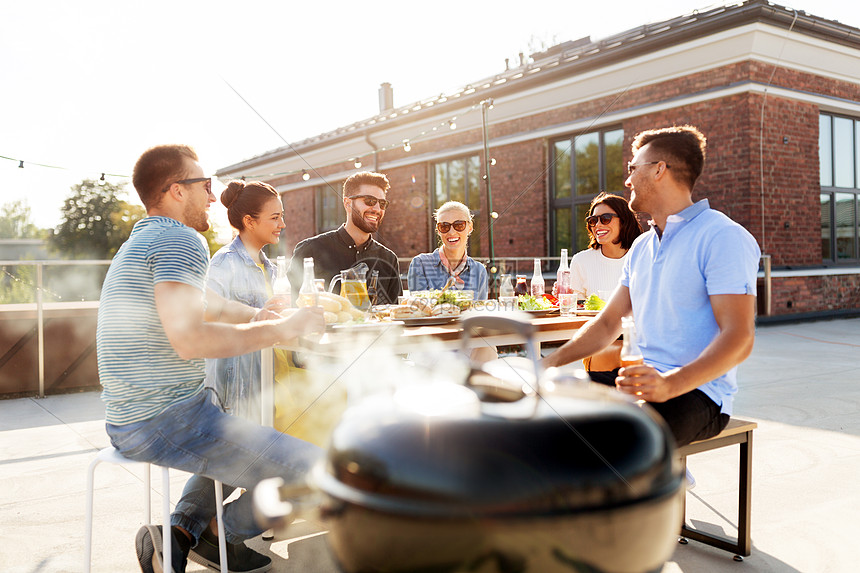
[2,0,858,234]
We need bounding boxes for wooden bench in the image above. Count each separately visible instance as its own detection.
[677,418,757,561]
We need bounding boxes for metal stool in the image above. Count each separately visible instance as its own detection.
[84,446,228,572]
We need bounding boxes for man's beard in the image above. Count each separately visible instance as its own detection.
[184,203,211,233]
[351,203,381,234]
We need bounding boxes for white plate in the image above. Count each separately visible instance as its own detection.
[329,321,404,331]
[399,315,460,327]
[574,309,601,316]
[521,308,559,318]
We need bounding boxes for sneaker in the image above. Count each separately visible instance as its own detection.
[686,468,696,490]
[189,526,272,573]
[135,525,188,573]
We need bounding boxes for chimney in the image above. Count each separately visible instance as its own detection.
[378,82,394,113]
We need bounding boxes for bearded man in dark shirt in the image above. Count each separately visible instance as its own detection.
[288,171,402,305]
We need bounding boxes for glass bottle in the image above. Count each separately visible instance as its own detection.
[620,316,644,367]
[530,258,545,296]
[556,248,572,295]
[299,257,318,307]
[498,273,516,310]
[620,316,645,404]
[367,270,379,306]
[273,255,290,295]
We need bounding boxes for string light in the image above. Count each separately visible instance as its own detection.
[1,100,490,186]
[490,158,497,166]
[491,211,499,219]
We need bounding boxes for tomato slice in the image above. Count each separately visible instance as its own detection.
[543,293,558,306]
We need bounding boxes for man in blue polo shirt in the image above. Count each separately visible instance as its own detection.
[97,144,324,573]
[543,125,760,447]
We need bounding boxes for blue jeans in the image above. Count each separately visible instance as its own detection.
[106,390,321,544]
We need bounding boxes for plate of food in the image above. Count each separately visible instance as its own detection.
[398,315,460,327]
[522,307,560,318]
[330,320,405,331]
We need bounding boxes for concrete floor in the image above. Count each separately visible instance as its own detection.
[1,317,859,572]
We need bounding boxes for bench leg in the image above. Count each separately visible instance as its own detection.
[679,430,754,558]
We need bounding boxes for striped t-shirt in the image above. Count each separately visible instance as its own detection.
[97,216,209,425]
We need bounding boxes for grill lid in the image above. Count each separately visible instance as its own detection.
[315,382,679,518]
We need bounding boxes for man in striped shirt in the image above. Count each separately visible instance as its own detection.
[97,144,324,573]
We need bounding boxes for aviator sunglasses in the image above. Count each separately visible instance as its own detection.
[347,195,389,209]
[585,213,620,227]
[437,220,468,233]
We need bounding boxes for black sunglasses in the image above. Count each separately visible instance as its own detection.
[347,195,389,209]
[586,213,619,227]
[437,220,468,233]
[162,177,212,193]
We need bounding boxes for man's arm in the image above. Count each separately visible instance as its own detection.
[616,293,756,402]
[203,287,256,324]
[541,286,631,368]
[155,281,324,360]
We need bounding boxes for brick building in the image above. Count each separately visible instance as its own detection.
[217,0,860,320]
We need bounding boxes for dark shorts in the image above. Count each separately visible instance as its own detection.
[588,369,730,447]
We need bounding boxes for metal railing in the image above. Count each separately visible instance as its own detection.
[1,259,110,397]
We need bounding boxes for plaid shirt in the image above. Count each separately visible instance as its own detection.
[407,249,488,299]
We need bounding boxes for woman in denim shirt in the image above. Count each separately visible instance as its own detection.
[407,201,488,299]
[205,180,286,422]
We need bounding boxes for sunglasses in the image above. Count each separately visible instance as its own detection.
[586,213,619,227]
[437,220,468,233]
[347,195,389,210]
[163,177,212,193]
[627,161,670,175]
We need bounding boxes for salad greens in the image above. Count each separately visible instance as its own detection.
[517,295,553,310]
[584,294,606,311]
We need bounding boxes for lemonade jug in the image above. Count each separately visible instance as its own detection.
[330,263,370,310]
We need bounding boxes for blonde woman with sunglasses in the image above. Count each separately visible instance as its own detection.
[407,201,488,299]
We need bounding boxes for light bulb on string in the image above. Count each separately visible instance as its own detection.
[448,119,457,130]
[490,158,497,166]
[353,158,362,169]
[403,140,411,152]
[302,169,310,181]
[98,173,106,186]
[18,160,24,168]
[491,212,499,219]
[490,266,498,274]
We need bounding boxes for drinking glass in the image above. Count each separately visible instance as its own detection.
[558,293,576,317]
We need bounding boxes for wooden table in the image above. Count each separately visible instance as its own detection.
[259,314,590,425]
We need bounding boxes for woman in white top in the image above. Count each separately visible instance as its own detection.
[562,192,643,370]
[568,192,643,301]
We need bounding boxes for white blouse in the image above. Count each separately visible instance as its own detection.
[568,247,628,300]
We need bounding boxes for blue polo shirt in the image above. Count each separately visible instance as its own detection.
[619,199,761,415]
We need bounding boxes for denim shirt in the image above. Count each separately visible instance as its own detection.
[407,249,489,300]
[204,235,275,422]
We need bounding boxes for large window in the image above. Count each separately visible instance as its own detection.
[316,183,344,233]
[432,155,482,256]
[550,128,625,256]
[820,113,860,263]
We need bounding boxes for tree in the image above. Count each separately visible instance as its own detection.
[0,200,44,239]
[49,179,145,259]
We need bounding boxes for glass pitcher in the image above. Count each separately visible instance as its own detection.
[329,262,370,310]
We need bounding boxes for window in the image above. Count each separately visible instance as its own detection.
[316,183,344,233]
[432,155,482,256]
[819,113,859,263]
[550,128,625,258]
